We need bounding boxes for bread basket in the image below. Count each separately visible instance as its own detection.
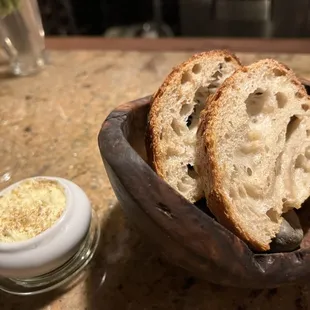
[98,80,310,289]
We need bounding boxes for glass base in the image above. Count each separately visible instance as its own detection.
[0,161,17,185]
[0,158,19,189]
[0,170,12,183]
[0,209,100,295]
[10,50,46,77]
[135,22,174,38]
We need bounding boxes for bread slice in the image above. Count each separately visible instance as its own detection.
[197,59,310,251]
[147,50,242,203]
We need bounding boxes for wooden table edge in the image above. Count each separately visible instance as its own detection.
[46,37,310,54]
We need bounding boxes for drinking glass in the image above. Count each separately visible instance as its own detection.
[135,0,173,38]
[0,0,46,76]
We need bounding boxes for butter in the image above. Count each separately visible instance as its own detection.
[0,179,66,243]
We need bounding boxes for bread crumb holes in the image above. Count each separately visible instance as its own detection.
[273,68,286,77]
[180,104,192,116]
[181,72,192,84]
[192,64,202,74]
[276,92,287,109]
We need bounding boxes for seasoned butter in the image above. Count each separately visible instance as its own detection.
[0,179,66,242]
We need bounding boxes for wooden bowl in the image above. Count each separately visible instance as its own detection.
[98,81,310,289]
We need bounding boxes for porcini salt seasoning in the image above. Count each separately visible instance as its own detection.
[0,179,66,243]
[0,176,100,296]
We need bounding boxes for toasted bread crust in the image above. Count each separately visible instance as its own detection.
[146,50,242,186]
[197,59,309,251]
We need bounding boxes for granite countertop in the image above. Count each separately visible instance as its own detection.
[1,50,310,309]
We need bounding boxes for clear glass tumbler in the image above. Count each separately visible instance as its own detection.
[0,0,46,76]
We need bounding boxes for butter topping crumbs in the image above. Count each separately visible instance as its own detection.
[0,179,66,243]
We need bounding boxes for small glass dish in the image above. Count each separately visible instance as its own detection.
[0,137,20,188]
[0,176,100,295]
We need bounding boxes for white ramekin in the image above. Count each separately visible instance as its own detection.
[0,176,92,278]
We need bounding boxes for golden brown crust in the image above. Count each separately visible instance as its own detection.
[145,96,156,168]
[198,59,308,251]
[146,50,242,178]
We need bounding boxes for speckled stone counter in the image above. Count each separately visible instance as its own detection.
[1,50,310,309]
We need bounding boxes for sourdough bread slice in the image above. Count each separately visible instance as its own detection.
[147,50,241,203]
[197,59,310,251]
